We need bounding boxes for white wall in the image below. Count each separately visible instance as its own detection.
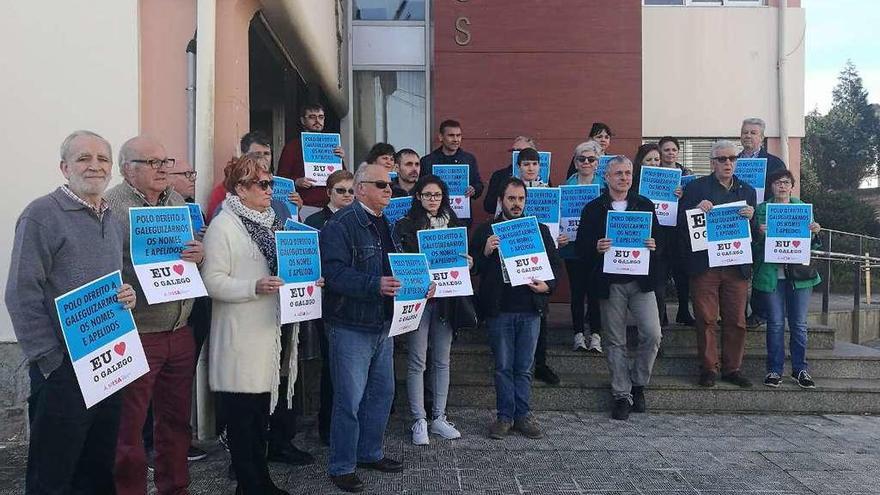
[642,6,806,138]
[0,1,140,341]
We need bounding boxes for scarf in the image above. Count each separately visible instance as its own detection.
[429,212,450,230]
[224,195,283,273]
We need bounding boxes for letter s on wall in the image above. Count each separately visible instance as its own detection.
[455,17,471,46]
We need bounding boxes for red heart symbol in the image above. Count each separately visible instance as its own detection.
[327,166,335,172]
[455,197,462,204]
[530,256,539,264]
[114,342,126,356]
[172,264,185,276]
[632,250,640,258]
[733,241,741,249]
[661,203,669,210]
[450,270,459,279]
[307,285,314,296]
[792,240,801,247]
[415,302,422,312]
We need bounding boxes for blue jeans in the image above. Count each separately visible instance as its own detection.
[763,279,812,375]
[487,313,541,422]
[327,323,394,476]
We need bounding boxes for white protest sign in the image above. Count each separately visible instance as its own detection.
[276,231,322,324]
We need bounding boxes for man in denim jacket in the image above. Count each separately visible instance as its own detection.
[320,162,434,493]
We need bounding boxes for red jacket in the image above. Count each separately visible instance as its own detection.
[276,134,328,208]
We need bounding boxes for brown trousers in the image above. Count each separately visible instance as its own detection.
[691,267,749,374]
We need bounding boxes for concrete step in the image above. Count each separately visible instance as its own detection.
[423,372,880,414]
[392,341,880,379]
[453,323,837,350]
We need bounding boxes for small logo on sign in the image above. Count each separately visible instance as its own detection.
[114,342,127,356]
[172,264,185,276]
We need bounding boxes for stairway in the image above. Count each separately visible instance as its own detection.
[395,319,880,414]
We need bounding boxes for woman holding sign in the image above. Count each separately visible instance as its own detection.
[753,169,821,389]
[394,175,472,445]
[202,155,317,494]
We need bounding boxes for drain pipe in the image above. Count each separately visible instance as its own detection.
[186,35,196,169]
[777,0,790,167]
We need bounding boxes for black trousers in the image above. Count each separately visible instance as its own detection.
[26,359,122,495]
[653,254,692,326]
[317,320,333,439]
[268,325,298,451]
[564,258,602,335]
[219,392,273,493]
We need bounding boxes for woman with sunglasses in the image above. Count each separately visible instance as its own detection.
[304,169,355,230]
[202,155,323,494]
[566,122,613,177]
[393,175,473,446]
[563,141,604,353]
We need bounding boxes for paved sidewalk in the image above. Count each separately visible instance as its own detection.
[3,408,880,494]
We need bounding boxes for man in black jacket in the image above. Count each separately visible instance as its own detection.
[577,156,662,421]
[482,136,536,215]
[420,119,484,220]
[470,177,561,440]
[678,140,758,389]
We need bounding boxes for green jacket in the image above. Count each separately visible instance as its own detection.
[752,197,821,293]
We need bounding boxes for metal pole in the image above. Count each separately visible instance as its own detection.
[853,261,862,345]
[866,251,872,304]
[822,230,831,324]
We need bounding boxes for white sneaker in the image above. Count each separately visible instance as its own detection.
[411,418,429,445]
[573,332,588,352]
[588,333,603,354]
[430,415,462,440]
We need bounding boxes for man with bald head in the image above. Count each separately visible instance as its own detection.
[320,163,434,492]
[105,135,205,495]
[6,130,136,493]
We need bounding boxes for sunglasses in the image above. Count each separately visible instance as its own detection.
[240,179,273,191]
[575,156,598,164]
[362,180,392,190]
[712,156,738,163]
[333,187,355,195]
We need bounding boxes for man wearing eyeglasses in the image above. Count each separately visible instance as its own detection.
[320,162,435,492]
[391,148,421,198]
[678,140,757,390]
[105,135,204,495]
[483,135,536,215]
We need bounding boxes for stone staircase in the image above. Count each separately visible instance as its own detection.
[395,317,880,414]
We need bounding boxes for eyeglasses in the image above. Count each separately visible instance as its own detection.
[333,187,355,195]
[130,158,176,169]
[250,151,271,158]
[169,171,198,180]
[362,180,392,190]
[773,179,792,186]
[239,179,272,191]
[575,155,598,164]
[712,156,738,163]
[420,192,443,200]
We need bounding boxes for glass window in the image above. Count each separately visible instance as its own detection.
[644,0,685,4]
[353,0,425,21]
[352,71,426,165]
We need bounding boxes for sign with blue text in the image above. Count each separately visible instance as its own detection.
[55,271,148,408]
[276,231,322,323]
[638,166,682,227]
[685,200,746,253]
[512,151,552,184]
[595,155,615,189]
[271,176,299,220]
[706,204,752,267]
[301,132,342,186]
[524,187,561,245]
[129,206,208,304]
[432,164,470,219]
[765,203,812,264]
[559,184,600,242]
[492,216,555,286]
[735,158,767,204]
[186,203,205,234]
[417,227,472,298]
[284,219,319,232]
[384,196,411,226]
[603,211,653,275]
[388,253,431,337]
[680,174,699,188]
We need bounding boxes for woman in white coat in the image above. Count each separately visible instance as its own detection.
[201,154,321,495]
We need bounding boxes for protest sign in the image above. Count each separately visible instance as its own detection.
[389,171,398,181]
[638,166,682,227]
[603,211,653,276]
[271,177,299,220]
[680,174,698,188]
[384,196,411,226]
[512,151,552,184]
[595,155,615,189]
[735,158,768,204]
[432,164,471,219]
[388,253,431,337]
[301,132,342,186]
[686,200,746,253]
[129,206,208,304]
[765,203,813,264]
[284,218,319,232]
[706,204,752,267]
[55,271,148,408]
[276,231,322,323]
[186,204,204,234]
[559,184,600,242]
[417,227,472,298]
[492,216,555,286]
[523,187,561,245]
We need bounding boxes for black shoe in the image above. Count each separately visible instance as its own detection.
[746,314,765,329]
[631,386,646,413]
[187,445,208,462]
[330,473,365,493]
[721,372,753,388]
[267,445,316,466]
[357,457,404,473]
[611,398,631,421]
[675,311,696,326]
[319,429,330,447]
[534,364,560,385]
[792,370,816,389]
[698,371,716,387]
[763,372,782,388]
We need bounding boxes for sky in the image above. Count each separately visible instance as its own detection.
[803,0,880,114]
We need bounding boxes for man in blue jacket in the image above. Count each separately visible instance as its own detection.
[420,119,484,223]
[320,162,434,493]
